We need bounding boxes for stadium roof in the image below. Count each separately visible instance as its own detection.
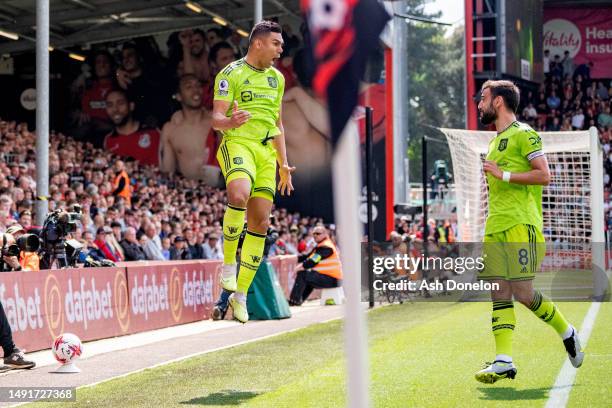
[0,0,300,55]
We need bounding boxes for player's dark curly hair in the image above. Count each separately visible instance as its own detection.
[481,80,520,113]
[249,20,282,45]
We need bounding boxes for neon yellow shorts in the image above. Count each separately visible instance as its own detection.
[480,224,545,281]
[216,137,276,201]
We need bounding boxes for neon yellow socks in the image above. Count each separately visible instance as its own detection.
[492,301,516,360]
[529,290,570,337]
[223,204,246,265]
[236,230,266,294]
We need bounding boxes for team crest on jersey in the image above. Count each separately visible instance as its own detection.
[498,138,508,151]
[241,91,253,102]
[267,77,277,88]
[138,133,151,148]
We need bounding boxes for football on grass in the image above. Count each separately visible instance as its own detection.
[52,333,83,364]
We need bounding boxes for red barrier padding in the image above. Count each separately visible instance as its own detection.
[1,256,300,353]
[2,267,131,353]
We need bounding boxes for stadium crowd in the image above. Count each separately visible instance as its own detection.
[0,120,324,265]
[517,52,612,236]
[0,22,334,269]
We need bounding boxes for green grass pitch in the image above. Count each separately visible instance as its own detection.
[30,299,612,407]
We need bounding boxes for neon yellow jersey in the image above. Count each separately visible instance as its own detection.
[485,121,545,235]
[213,58,285,142]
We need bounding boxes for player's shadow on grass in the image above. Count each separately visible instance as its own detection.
[180,390,260,405]
[478,385,580,401]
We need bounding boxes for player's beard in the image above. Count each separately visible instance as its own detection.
[479,105,497,125]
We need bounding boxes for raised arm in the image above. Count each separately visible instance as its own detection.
[160,123,176,174]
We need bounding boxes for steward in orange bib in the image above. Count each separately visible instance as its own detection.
[112,160,131,206]
[289,225,343,306]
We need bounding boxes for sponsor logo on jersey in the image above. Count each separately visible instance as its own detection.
[138,133,151,148]
[233,157,243,165]
[498,138,508,151]
[241,90,253,102]
[253,93,275,99]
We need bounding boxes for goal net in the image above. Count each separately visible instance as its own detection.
[439,127,606,293]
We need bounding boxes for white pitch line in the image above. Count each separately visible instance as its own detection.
[79,315,343,389]
[544,301,602,408]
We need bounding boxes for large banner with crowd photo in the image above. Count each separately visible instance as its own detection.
[1,256,298,353]
[276,45,393,241]
[543,7,612,78]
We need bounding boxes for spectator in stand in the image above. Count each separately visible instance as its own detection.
[116,43,168,127]
[206,28,223,49]
[571,108,585,130]
[597,82,610,101]
[106,225,124,261]
[18,210,32,230]
[110,221,122,242]
[598,106,612,128]
[142,222,165,260]
[180,29,211,84]
[551,54,563,79]
[536,91,548,114]
[103,89,161,166]
[160,74,221,186]
[205,42,237,109]
[547,90,561,110]
[120,227,146,261]
[161,237,171,260]
[77,50,116,146]
[94,227,120,262]
[202,233,223,259]
[81,230,106,261]
[170,236,192,260]
[548,116,561,131]
[561,50,574,79]
[522,103,538,123]
[184,228,203,259]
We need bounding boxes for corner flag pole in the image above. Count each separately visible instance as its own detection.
[333,120,369,407]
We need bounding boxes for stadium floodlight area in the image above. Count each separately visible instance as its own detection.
[440,127,606,296]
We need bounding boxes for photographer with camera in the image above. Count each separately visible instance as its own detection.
[6,225,40,271]
[39,205,85,269]
[1,232,23,272]
[0,226,40,272]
